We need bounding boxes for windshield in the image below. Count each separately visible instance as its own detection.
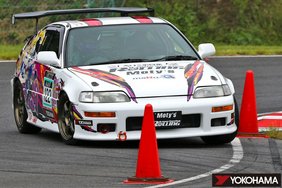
[65,24,199,67]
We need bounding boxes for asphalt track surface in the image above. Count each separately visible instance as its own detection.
[0,57,281,188]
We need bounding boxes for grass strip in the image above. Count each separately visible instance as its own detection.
[0,44,282,60]
[215,45,282,56]
[0,45,22,60]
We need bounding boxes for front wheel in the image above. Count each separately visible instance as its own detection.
[201,96,239,145]
[58,93,77,145]
[13,80,41,134]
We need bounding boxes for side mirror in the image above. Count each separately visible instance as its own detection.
[37,51,61,67]
[198,43,216,58]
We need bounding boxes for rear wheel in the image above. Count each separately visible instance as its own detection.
[13,80,41,134]
[58,93,77,145]
[201,96,239,145]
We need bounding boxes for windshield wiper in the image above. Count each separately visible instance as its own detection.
[151,55,199,62]
[90,58,148,65]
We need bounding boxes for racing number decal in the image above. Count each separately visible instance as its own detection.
[43,71,55,109]
[43,78,53,108]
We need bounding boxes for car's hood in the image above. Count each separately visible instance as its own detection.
[68,60,223,101]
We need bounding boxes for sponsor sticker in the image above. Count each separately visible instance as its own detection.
[212,173,281,187]
[109,63,185,76]
[75,120,93,126]
[154,111,182,128]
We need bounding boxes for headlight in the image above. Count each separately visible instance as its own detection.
[222,84,232,96]
[193,84,231,98]
[79,91,130,103]
[79,92,93,103]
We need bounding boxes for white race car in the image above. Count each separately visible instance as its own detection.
[11,8,238,144]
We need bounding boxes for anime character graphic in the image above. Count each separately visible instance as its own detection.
[184,61,204,101]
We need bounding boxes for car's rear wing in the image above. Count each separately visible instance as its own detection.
[12,7,155,32]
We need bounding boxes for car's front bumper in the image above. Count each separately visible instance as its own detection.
[72,95,237,141]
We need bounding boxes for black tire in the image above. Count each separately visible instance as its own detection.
[58,93,77,145]
[13,80,42,134]
[201,96,239,145]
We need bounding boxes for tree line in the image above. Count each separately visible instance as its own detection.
[0,0,281,45]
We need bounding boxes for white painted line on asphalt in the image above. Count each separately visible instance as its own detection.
[0,60,15,63]
[145,138,243,188]
[258,116,282,120]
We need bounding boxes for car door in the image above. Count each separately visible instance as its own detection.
[34,25,64,123]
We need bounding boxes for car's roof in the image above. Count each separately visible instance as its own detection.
[52,16,167,29]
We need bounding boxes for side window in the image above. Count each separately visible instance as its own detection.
[39,30,60,58]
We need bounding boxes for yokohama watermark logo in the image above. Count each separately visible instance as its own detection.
[212,174,281,187]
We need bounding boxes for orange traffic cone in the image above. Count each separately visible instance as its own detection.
[124,104,173,184]
[237,70,267,138]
